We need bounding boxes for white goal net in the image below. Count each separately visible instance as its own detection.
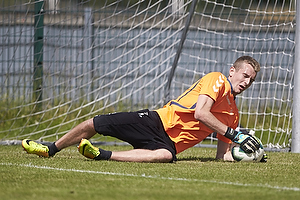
[0,0,296,151]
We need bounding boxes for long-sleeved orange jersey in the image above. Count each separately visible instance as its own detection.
[155,72,239,154]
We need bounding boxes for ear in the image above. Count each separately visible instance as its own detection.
[229,66,235,77]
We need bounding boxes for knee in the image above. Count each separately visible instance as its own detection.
[155,149,173,163]
[81,118,97,136]
[85,118,95,130]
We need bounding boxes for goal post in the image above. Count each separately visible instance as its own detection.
[292,0,300,153]
[0,0,297,152]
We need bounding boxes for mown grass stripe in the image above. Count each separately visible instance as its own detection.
[1,162,299,192]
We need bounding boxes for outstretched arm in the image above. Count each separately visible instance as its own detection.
[194,94,259,156]
[194,94,228,135]
[194,94,233,159]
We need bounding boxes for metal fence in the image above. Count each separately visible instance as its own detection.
[0,11,295,107]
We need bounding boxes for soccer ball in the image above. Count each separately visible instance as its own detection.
[231,136,265,162]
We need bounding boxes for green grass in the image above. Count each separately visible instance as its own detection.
[1,145,300,200]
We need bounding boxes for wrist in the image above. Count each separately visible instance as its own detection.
[224,127,238,140]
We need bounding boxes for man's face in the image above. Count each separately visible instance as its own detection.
[228,62,257,96]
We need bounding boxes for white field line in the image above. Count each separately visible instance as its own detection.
[1,162,300,192]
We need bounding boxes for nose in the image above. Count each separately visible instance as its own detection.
[247,77,255,87]
[245,78,251,85]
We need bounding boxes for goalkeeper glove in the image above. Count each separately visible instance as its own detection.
[225,127,260,153]
[260,153,268,162]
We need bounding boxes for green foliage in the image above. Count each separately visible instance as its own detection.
[0,97,121,140]
[0,145,300,200]
[239,104,292,146]
[0,96,292,148]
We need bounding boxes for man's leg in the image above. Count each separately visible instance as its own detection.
[110,148,173,163]
[22,118,97,157]
[87,110,176,162]
[55,118,97,150]
[78,139,173,163]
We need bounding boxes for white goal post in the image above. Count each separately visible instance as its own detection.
[292,0,300,153]
[0,0,298,152]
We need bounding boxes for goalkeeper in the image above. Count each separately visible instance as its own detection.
[23,56,261,162]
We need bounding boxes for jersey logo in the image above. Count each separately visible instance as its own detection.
[213,75,225,92]
[138,111,149,118]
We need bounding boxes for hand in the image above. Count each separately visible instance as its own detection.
[233,132,260,153]
[225,127,260,153]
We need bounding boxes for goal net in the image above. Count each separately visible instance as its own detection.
[0,0,296,151]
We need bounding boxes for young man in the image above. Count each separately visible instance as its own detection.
[22,56,261,162]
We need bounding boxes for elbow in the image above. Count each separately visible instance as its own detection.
[194,109,211,124]
[194,111,205,122]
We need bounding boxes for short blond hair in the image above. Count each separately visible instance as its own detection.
[233,56,260,73]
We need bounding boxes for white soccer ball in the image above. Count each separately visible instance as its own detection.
[231,136,265,162]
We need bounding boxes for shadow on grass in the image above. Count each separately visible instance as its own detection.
[177,156,217,162]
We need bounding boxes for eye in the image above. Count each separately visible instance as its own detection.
[243,73,255,83]
[243,74,249,79]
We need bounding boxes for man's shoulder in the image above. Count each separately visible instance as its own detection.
[203,72,226,80]
[205,71,224,76]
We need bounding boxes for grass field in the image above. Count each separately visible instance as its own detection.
[1,145,300,200]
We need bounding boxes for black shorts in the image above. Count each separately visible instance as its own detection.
[93,109,177,161]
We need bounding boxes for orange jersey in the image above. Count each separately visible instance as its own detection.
[155,72,239,153]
